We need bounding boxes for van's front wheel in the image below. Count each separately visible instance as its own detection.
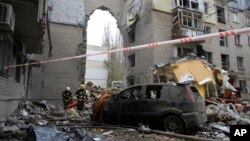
[163,115,185,134]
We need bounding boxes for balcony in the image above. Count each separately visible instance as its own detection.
[172,7,204,39]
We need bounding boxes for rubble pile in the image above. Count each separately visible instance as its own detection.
[195,100,250,140]
[0,100,187,141]
[0,100,106,141]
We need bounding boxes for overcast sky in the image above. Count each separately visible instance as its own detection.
[87,9,119,46]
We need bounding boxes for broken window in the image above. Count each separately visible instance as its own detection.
[120,86,142,100]
[178,47,193,57]
[237,57,244,70]
[175,0,201,11]
[204,3,208,14]
[145,85,162,99]
[217,7,225,23]
[191,1,199,10]
[132,86,142,100]
[183,11,192,27]
[127,6,138,43]
[204,26,211,34]
[120,89,134,100]
[205,52,213,64]
[219,29,228,47]
[196,45,204,57]
[182,10,203,30]
[128,27,135,42]
[239,80,248,93]
[235,35,241,45]
[128,54,135,67]
[193,13,202,29]
[183,0,190,8]
[221,54,229,71]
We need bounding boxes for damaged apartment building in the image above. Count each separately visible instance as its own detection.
[0,0,47,119]
[123,0,250,96]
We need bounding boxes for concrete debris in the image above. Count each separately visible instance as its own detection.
[206,103,250,125]
[138,123,151,134]
[216,133,226,139]
[1,89,249,141]
[66,108,80,118]
[36,120,48,126]
[102,130,113,136]
[210,124,230,134]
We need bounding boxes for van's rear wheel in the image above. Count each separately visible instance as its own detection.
[163,115,185,133]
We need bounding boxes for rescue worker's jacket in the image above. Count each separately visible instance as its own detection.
[62,90,72,102]
[75,89,87,102]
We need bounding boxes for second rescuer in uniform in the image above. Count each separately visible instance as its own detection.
[75,84,87,111]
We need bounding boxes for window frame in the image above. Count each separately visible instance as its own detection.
[221,54,230,71]
[239,80,248,94]
[237,57,244,70]
[235,35,241,46]
[232,12,239,23]
[217,7,225,23]
[246,16,250,27]
[205,51,213,64]
[204,2,208,14]
[128,53,135,67]
[204,26,211,34]
[182,10,203,30]
[219,29,228,47]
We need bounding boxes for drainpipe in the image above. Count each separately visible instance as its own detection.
[47,14,53,57]
[43,0,53,57]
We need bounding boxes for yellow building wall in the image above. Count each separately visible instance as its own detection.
[203,0,217,24]
[152,0,172,13]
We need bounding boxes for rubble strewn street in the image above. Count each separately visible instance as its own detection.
[0,100,189,141]
[1,92,250,141]
[1,0,250,140]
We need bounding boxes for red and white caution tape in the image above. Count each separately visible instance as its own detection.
[4,27,250,69]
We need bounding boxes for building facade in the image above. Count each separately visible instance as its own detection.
[85,45,108,88]
[121,0,250,97]
[27,0,124,104]
[0,0,46,119]
[27,0,85,104]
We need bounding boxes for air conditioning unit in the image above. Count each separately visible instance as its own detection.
[0,3,15,32]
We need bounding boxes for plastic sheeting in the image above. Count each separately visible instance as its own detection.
[29,126,108,141]
[29,125,70,141]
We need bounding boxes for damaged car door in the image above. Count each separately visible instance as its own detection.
[118,86,142,125]
[138,84,167,127]
[103,86,142,125]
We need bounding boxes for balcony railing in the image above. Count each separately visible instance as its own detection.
[173,27,204,39]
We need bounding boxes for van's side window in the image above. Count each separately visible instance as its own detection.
[120,86,142,100]
[145,85,162,99]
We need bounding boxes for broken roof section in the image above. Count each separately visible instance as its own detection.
[154,55,221,99]
[171,59,213,86]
